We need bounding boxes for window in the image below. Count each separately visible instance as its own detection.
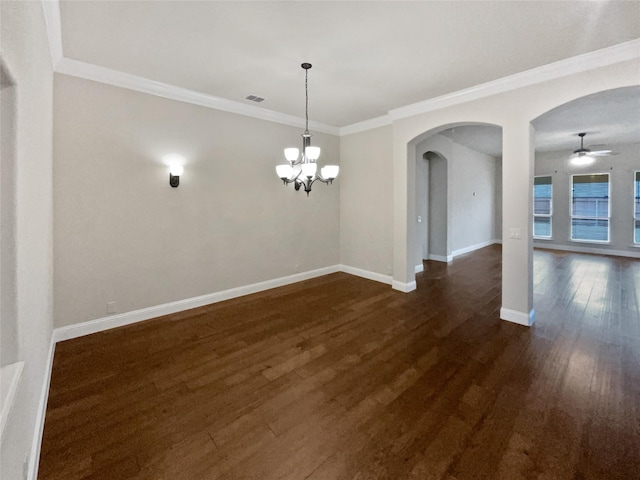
[635,171,640,244]
[533,176,552,238]
[571,174,610,242]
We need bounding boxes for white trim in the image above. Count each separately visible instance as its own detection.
[339,115,392,136]
[500,308,535,327]
[533,243,640,259]
[339,265,393,285]
[428,254,453,263]
[451,239,499,258]
[40,0,63,69]
[27,338,55,480]
[0,361,24,437]
[415,264,424,274]
[54,266,342,342]
[55,58,340,136]
[388,39,640,121]
[392,280,417,293]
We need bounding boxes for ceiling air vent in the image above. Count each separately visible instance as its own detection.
[245,95,265,103]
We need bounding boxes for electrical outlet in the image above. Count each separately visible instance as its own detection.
[106,301,117,314]
[509,228,522,239]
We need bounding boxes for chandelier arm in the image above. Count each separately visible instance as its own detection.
[302,177,314,195]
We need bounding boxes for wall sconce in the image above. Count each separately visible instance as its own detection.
[169,164,183,188]
[163,154,185,188]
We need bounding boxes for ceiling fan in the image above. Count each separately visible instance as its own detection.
[570,132,612,165]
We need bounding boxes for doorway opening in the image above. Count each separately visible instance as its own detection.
[413,124,503,275]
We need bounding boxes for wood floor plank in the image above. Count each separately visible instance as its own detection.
[38,246,640,479]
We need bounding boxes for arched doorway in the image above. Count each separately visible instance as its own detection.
[420,151,448,265]
[411,124,503,277]
[530,86,640,320]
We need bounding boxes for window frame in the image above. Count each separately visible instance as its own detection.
[533,175,553,239]
[634,171,640,245]
[570,172,611,244]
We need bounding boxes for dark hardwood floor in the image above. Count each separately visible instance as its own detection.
[38,245,640,479]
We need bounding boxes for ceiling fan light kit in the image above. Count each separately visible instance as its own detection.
[570,132,613,166]
[275,63,339,196]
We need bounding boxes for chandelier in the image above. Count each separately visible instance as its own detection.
[276,63,339,195]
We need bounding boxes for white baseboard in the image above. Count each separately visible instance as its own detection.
[500,307,535,327]
[339,265,392,285]
[54,265,343,342]
[392,280,417,293]
[534,242,640,259]
[415,264,424,274]
[28,337,56,480]
[427,254,452,263]
[427,240,500,263]
[452,239,500,258]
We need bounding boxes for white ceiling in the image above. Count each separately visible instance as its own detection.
[58,0,640,130]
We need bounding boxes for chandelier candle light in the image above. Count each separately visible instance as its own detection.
[276,63,339,195]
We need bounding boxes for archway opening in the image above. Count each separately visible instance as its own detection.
[419,151,448,266]
[410,123,503,277]
[531,85,640,322]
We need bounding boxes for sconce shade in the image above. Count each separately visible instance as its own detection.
[169,164,184,176]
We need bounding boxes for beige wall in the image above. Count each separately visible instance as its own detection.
[339,125,393,277]
[0,1,54,478]
[53,75,340,328]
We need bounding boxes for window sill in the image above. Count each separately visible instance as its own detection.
[533,237,553,241]
[569,239,611,245]
[1,361,24,436]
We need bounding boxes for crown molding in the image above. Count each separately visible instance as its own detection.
[55,57,340,135]
[339,115,393,136]
[388,39,640,121]
[41,0,63,69]
[42,0,639,137]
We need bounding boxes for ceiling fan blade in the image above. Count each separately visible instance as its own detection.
[591,150,612,156]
